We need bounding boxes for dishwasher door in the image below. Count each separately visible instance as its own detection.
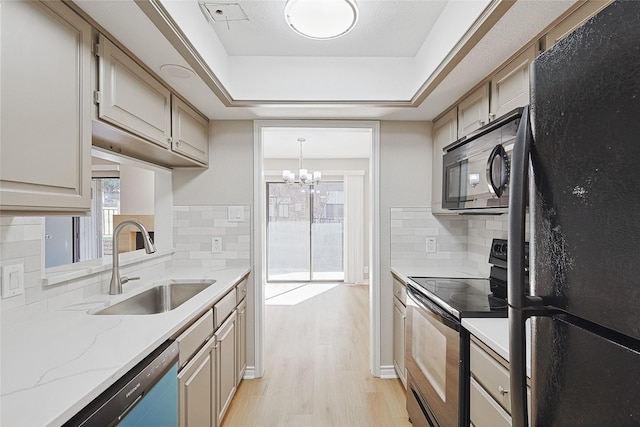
[64,340,179,427]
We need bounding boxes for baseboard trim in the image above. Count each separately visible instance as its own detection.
[379,365,398,379]
[243,366,257,379]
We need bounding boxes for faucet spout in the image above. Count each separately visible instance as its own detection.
[109,220,156,295]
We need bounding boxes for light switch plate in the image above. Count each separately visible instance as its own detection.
[2,263,25,298]
[227,206,244,222]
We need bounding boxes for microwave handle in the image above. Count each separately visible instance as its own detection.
[486,144,510,197]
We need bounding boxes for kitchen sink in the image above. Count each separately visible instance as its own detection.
[93,280,216,315]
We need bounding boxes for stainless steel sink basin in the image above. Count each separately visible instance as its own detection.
[93,280,216,315]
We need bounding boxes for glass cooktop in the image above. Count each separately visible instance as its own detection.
[408,276,507,319]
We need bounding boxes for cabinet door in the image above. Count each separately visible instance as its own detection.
[0,1,91,214]
[545,0,611,50]
[458,84,490,135]
[393,296,406,388]
[490,45,536,120]
[236,300,247,386]
[216,311,237,425]
[171,95,209,165]
[179,339,216,427]
[470,377,512,427]
[431,107,458,215]
[97,34,171,149]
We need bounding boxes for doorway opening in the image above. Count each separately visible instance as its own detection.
[267,181,344,282]
[254,120,381,378]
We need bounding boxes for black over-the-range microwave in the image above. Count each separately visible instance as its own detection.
[442,107,523,212]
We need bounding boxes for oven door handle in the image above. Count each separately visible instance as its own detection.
[407,285,460,331]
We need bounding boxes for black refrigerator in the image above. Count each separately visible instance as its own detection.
[508,1,640,426]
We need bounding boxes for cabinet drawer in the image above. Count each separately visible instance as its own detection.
[215,288,237,329]
[236,278,247,304]
[176,309,213,368]
[470,377,511,427]
[392,276,406,305]
[470,341,511,412]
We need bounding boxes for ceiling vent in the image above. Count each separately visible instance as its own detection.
[200,2,249,26]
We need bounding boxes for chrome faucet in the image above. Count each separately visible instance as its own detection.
[109,220,156,295]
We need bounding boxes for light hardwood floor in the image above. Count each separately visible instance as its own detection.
[221,284,411,427]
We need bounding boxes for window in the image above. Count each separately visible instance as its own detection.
[45,178,120,268]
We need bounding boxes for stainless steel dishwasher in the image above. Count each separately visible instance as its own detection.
[63,340,179,427]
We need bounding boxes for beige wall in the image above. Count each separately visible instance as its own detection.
[173,121,254,205]
[173,119,433,372]
[379,120,432,368]
[173,120,256,368]
[120,164,154,214]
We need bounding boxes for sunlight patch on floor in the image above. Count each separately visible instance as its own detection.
[265,282,340,306]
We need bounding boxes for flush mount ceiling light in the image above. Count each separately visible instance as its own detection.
[284,0,359,40]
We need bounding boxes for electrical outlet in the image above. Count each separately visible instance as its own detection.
[212,237,223,254]
[426,237,437,254]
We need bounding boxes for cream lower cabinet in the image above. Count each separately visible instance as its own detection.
[393,295,406,388]
[469,337,531,427]
[216,311,237,425]
[431,107,458,215]
[0,0,92,214]
[179,338,217,427]
[177,309,216,427]
[236,298,247,385]
[392,274,407,387]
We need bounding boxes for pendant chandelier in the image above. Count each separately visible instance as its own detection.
[282,138,322,185]
[284,0,359,40]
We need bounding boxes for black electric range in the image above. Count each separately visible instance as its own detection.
[408,238,526,319]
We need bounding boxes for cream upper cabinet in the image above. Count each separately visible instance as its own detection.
[0,1,91,215]
[490,45,536,120]
[458,84,490,135]
[171,95,209,165]
[545,0,612,50]
[431,107,458,215]
[97,34,172,149]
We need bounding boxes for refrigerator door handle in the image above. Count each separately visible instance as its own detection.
[508,105,533,427]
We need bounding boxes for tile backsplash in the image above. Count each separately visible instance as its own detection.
[390,207,469,270]
[172,205,251,269]
[390,207,509,275]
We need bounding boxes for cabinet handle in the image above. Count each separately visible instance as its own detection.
[479,120,485,126]
[498,386,509,396]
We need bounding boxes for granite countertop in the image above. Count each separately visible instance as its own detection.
[0,266,250,427]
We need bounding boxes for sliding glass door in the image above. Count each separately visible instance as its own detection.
[267,182,344,282]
